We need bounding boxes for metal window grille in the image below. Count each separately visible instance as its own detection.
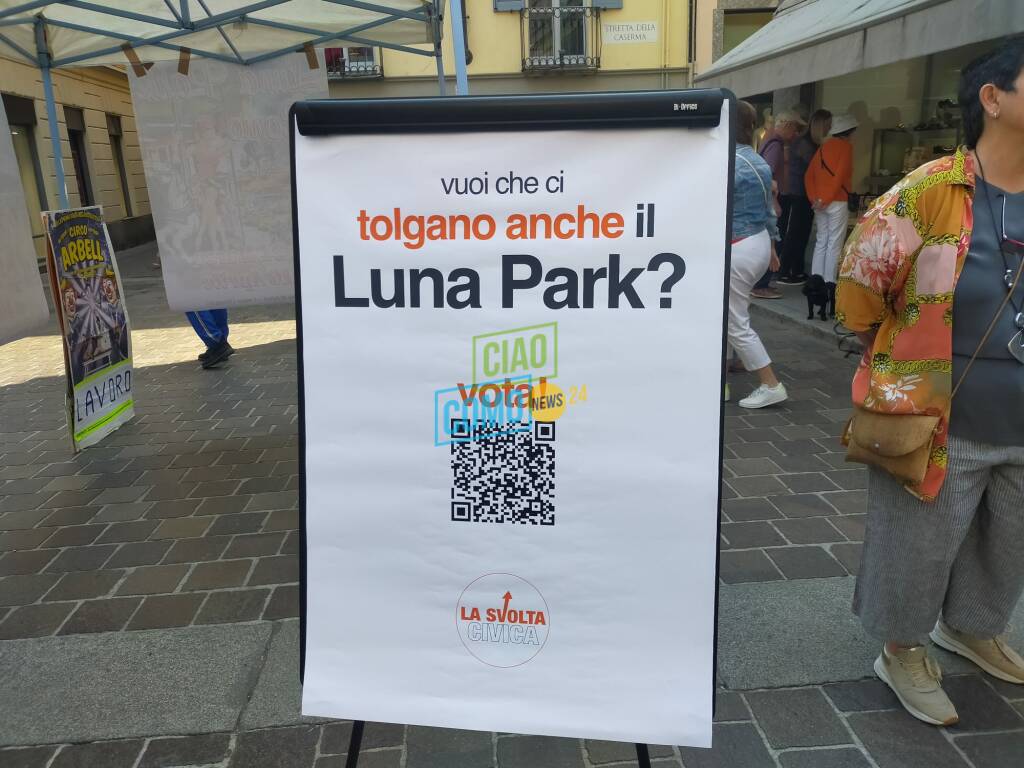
[521,3,601,74]
[325,46,384,79]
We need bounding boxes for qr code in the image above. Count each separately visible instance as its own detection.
[450,419,555,525]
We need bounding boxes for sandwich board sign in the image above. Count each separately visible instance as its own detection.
[292,91,733,748]
[42,207,134,450]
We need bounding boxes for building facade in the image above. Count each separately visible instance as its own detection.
[693,0,778,79]
[1,58,152,259]
[691,0,782,143]
[326,0,690,98]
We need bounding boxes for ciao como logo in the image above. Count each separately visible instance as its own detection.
[456,573,550,668]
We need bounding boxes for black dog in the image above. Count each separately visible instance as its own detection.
[803,275,830,321]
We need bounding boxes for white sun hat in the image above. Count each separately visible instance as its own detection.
[829,114,859,136]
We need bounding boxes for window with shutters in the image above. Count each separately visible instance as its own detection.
[521,1,601,73]
[64,106,94,207]
[106,114,133,218]
[324,46,383,79]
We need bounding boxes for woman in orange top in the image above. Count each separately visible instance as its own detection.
[805,115,857,312]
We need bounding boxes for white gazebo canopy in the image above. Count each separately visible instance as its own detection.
[0,1,436,68]
[0,1,470,208]
[695,0,1024,97]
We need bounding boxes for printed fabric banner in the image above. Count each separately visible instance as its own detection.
[43,207,134,450]
[0,105,49,344]
[294,95,731,748]
[129,53,327,311]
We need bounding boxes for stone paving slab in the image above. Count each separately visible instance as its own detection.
[7,584,1017,762]
[718,577,1024,690]
[2,669,1021,767]
[0,621,271,746]
[241,618,306,730]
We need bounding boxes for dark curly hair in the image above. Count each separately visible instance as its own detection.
[959,36,1024,148]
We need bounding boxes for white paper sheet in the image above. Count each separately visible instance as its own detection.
[130,53,327,311]
[0,107,49,344]
[295,111,731,748]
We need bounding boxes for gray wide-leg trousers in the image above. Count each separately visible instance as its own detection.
[854,435,1024,645]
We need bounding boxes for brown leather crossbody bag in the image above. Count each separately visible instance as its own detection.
[844,256,1024,484]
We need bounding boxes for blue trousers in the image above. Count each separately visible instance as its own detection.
[186,309,229,349]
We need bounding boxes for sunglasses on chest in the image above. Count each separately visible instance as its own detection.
[992,194,1024,363]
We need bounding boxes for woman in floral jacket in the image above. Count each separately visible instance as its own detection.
[836,37,1024,727]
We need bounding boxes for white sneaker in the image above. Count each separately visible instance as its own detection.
[931,619,1024,684]
[874,646,959,726]
[738,383,788,409]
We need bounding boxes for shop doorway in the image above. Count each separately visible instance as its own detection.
[3,93,48,259]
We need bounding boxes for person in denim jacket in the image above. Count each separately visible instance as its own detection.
[726,100,789,409]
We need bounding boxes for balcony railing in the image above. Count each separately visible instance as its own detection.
[325,48,383,79]
[521,6,601,74]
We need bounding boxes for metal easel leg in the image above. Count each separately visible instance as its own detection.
[345,720,366,768]
[636,743,652,768]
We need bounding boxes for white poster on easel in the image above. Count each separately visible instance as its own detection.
[129,53,327,311]
[294,94,731,748]
[0,105,49,344]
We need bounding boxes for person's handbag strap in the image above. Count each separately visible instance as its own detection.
[953,253,1024,398]
[737,151,770,207]
[819,148,852,197]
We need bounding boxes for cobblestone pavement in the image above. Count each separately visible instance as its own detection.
[0,281,301,640]
[1,266,1022,767]
[721,330,868,585]
[3,675,1023,768]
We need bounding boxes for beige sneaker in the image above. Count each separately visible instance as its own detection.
[874,646,959,726]
[930,619,1024,684]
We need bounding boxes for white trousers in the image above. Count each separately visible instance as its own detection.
[810,201,849,282]
[728,229,772,372]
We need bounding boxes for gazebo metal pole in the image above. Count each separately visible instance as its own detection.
[435,48,446,95]
[449,0,468,95]
[433,0,445,96]
[35,19,68,209]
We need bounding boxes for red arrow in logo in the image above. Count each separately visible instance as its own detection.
[499,591,512,621]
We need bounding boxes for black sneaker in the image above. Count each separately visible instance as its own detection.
[197,345,226,362]
[201,341,234,369]
[778,275,807,286]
